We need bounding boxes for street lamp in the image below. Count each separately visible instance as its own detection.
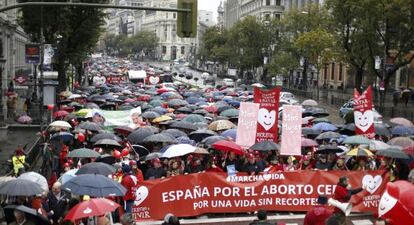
[0,58,6,126]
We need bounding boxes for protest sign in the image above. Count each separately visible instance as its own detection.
[236,102,260,148]
[254,87,281,142]
[354,86,375,138]
[280,105,302,156]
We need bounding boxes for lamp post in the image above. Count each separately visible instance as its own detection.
[0,58,6,126]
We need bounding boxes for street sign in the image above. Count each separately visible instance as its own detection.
[14,75,28,85]
[25,44,40,64]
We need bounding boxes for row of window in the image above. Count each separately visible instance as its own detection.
[265,0,283,6]
[161,46,185,55]
[323,63,344,81]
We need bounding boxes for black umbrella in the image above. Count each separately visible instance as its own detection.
[90,132,122,143]
[119,104,134,110]
[168,99,188,107]
[85,102,100,109]
[79,121,103,131]
[311,108,330,118]
[339,124,356,135]
[127,128,155,144]
[250,140,280,151]
[189,129,217,142]
[143,133,177,143]
[170,121,198,131]
[76,162,116,176]
[132,145,150,157]
[62,174,126,197]
[4,205,50,225]
[0,179,43,196]
[141,111,161,119]
[316,145,344,154]
[162,129,188,138]
[193,109,208,115]
[94,139,122,148]
[376,147,409,159]
[374,124,392,137]
[144,152,163,161]
[95,154,116,165]
[315,131,341,140]
[302,128,322,136]
[176,106,193,114]
[200,135,226,146]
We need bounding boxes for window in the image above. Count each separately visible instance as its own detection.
[324,64,328,81]
[164,25,168,32]
[274,13,281,20]
[331,62,335,80]
[339,63,343,81]
[173,13,176,19]
[265,0,271,5]
[181,46,185,54]
[162,46,167,54]
[276,0,281,6]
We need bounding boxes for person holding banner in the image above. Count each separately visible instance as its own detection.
[333,176,363,215]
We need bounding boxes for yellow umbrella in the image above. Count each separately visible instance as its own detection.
[75,108,92,117]
[346,147,374,157]
[208,120,236,131]
[153,115,173,123]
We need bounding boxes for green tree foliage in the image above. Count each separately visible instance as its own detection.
[18,0,109,91]
[103,31,159,57]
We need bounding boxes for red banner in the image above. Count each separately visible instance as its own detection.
[353,86,375,138]
[254,87,281,143]
[132,170,388,221]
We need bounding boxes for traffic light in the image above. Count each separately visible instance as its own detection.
[177,0,197,38]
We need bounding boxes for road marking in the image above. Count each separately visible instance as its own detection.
[352,219,373,225]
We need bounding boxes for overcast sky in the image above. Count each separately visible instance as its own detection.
[198,0,222,23]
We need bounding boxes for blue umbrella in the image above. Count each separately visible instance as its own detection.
[313,122,337,131]
[175,136,196,146]
[50,132,74,143]
[196,101,208,106]
[186,97,201,104]
[148,106,167,115]
[221,128,237,140]
[391,126,414,136]
[228,100,240,107]
[62,174,126,197]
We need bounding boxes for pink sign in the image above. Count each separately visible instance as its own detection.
[280,105,302,156]
[236,102,260,148]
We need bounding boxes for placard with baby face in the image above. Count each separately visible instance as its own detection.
[253,87,281,143]
[353,86,375,138]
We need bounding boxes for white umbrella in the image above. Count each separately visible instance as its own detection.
[252,83,264,87]
[58,169,78,184]
[0,176,15,185]
[302,99,318,107]
[162,144,197,158]
[49,120,72,128]
[18,172,48,192]
[370,140,392,151]
[68,94,83,99]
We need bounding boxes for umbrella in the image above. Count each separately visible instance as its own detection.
[313,118,331,123]
[176,106,193,114]
[0,179,43,196]
[301,137,319,147]
[141,111,161,119]
[149,106,168,115]
[79,121,102,131]
[49,120,72,128]
[90,133,122,143]
[170,121,198,131]
[376,147,409,159]
[162,144,197,158]
[94,139,122,148]
[200,135,226,146]
[18,172,48,192]
[50,131,74,143]
[53,110,69,119]
[149,99,164,107]
[387,137,414,148]
[85,103,100,109]
[302,128,322,136]
[144,152,163,161]
[316,145,344,154]
[391,125,414,136]
[404,146,414,156]
[182,114,207,123]
[62,174,127,197]
[0,176,15,186]
[342,135,372,145]
[95,154,116,165]
[153,115,173,123]
[58,169,78,184]
[221,128,237,140]
[64,198,120,222]
[162,129,187,138]
[302,99,318,107]
[143,133,177,143]
[205,105,218,113]
[127,127,155,144]
[119,104,134,110]
[175,136,196,145]
[17,115,32,124]
[113,126,134,137]
[313,122,337,131]
[194,148,210,154]
[67,148,100,158]
[76,162,116,176]
[315,131,341,140]
[220,109,239,118]
[189,129,217,142]
[212,140,244,155]
[390,117,414,127]
[346,147,374,157]
[193,109,208,115]
[4,205,50,225]
[311,108,330,118]
[369,140,392,151]
[186,97,201,104]
[131,145,150,157]
[374,124,391,137]
[208,120,236,131]
[168,99,188,107]
[250,141,280,151]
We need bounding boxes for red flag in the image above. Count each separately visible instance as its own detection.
[254,87,281,143]
[353,86,375,138]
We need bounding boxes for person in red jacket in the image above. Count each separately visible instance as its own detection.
[333,176,363,217]
[303,195,332,225]
[129,160,144,182]
[121,164,138,213]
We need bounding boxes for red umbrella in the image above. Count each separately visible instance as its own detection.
[404,146,414,156]
[64,198,120,221]
[137,94,151,101]
[212,140,244,155]
[53,110,69,118]
[205,105,218,113]
[124,98,135,103]
[301,137,319,147]
[157,88,169,94]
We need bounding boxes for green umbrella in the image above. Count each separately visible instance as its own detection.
[182,114,207,123]
[342,135,372,145]
[376,147,409,159]
[220,108,239,118]
[67,148,101,158]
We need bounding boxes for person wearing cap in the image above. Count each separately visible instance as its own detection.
[241,153,261,175]
[9,209,35,225]
[121,164,138,213]
[145,158,166,180]
[249,210,273,225]
[303,195,332,225]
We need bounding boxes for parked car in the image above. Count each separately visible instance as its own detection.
[222,78,235,87]
[339,99,383,123]
[280,92,298,105]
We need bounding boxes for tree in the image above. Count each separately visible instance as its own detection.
[18,0,109,92]
[123,30,159,57]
